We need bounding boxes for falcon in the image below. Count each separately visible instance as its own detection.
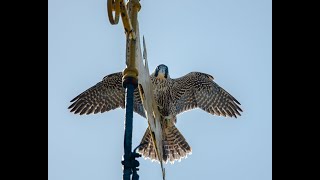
[68,64,242,163]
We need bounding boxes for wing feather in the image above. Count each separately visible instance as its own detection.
[68,72,145,117]
[172,72,242,118]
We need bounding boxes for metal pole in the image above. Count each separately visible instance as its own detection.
[107,1,142,179]
[122,82,136,180]
[122,1,140,174]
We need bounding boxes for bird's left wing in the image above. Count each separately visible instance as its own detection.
[171,72,242,118]
[68,72,145,117]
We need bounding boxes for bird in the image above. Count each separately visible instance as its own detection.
[68,64,242,164]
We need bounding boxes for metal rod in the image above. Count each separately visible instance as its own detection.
[108,0,142,179]
[123,83,135,180]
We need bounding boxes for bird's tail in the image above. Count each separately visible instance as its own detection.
[138,121,192,164]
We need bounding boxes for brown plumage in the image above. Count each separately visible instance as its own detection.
[68,72,145,117]
[68,64,242,164]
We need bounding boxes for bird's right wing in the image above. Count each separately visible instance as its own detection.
[68,72,145,118]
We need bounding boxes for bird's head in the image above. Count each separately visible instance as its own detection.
[154,64,169,79]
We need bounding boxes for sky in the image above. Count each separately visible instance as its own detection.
[48,0,272,180]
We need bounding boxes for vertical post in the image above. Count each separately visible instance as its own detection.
[121,1,140,180]
[108,0,148,179]
[122,83,136,180]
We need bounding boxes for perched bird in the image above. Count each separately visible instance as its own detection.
[68,64,242,164]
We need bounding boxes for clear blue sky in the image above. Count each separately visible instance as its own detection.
[48,0,271,180]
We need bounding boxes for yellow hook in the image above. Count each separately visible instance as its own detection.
[107,0,120,24]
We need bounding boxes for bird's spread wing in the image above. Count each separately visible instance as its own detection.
[172,72,242,118]
[68,72,145,117]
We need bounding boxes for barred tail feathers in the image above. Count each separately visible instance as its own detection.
[138,128,158,161]
[138,123,192,164]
